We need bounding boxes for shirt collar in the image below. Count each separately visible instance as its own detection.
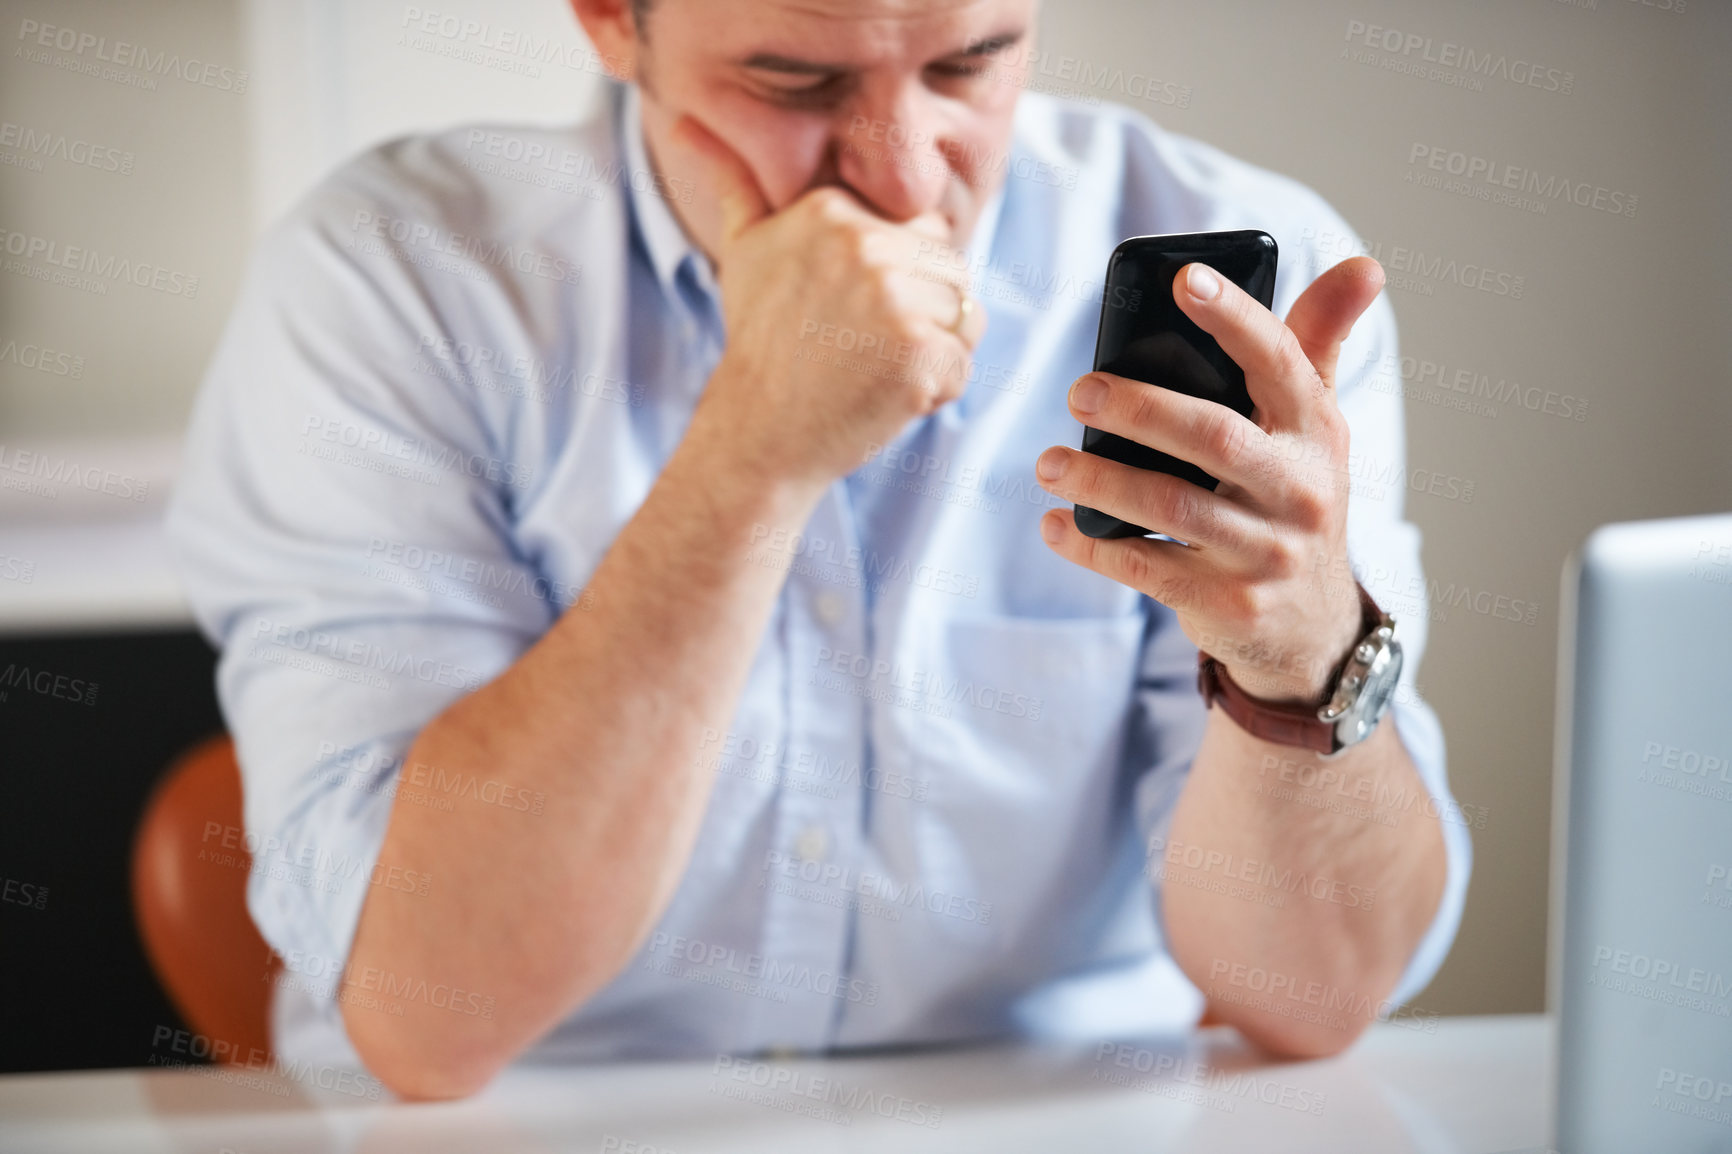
[965,178,1006,284]
[618,82,715,300]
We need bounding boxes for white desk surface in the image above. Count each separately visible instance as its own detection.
[0,1014,1552,1154]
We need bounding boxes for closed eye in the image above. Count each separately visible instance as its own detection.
[927,60,991,79]
[926,31,1023,82]
[741,53,851,108]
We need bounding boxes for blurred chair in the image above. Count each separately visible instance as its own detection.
[132,734,280,1062]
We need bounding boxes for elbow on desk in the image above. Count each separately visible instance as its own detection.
[1215,1003,1374,1062]
[334,893,653,1099]
[342,1002,507,1102]
[336,949,630,1100]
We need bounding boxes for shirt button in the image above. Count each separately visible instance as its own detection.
[793,825,829,863]
[813,591,846,627]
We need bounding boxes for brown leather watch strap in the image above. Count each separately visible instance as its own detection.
[1195,582,1384,755]
[1197,655,1338,753]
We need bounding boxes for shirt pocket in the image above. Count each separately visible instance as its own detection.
[906,610,1148,776]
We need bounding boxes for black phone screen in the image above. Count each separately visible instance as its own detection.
[1075,230,1278,539]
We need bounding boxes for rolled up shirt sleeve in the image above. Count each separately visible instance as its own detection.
[165,175,558,983]
[1129,214,1472,1015]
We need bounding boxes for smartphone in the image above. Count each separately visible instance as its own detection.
[1074,229,1278,539]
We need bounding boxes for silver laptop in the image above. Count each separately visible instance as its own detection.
[1551,512,1732,1153]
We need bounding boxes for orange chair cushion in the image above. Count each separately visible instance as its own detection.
[131,734,281,1063]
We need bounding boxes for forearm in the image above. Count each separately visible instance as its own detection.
[341,398,826,1096]
[1023,252,1439,1057]
[330,145,982,1096]
[1161,710,1447,1058]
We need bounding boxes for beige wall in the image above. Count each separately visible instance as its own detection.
[0,0,249,441]
[3,0,1729,1015]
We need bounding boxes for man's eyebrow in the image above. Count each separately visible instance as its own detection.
[738,30,1026,75]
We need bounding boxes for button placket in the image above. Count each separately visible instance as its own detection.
[748,481,867,1054]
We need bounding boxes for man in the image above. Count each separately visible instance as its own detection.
[167,0,1465,1100]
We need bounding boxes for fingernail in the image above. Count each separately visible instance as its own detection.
[1069,375,1107,415]
[1036,447,1069,483]
[1185,263,1221,301]
[1040,512,1064,544]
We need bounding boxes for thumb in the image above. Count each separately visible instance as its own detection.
[668,114,772,250]
[1284,256,1385,388]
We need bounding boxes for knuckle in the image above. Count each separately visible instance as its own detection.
[808,187,852,221]
[1273,334,1314,383]
[894,314,933,353]
[1124,381,1162,431]
[1198,407,1251,472]
[851,228,888,267]
[1112,544,1155,591]
[819,227,857,268]
[845,226,879,268]
[908,346,954,394]
[1064,451,1100,501]
[1261,536,1303,581]
[1286,480,1335,533]
[1154,478,1194,532]
[1223,579,1266,626]
[865,262,899,300]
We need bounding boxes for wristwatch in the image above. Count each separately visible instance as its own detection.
[1196,581,1403,756]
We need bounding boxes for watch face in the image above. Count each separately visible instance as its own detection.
[1336,639,1403,747]
[1356,641,1404,736]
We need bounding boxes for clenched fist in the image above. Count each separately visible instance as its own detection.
[670,116,988,491]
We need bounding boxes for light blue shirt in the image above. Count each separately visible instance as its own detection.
[167,81,1469,1069]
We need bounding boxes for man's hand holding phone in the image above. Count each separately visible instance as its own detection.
[1033,255,1388,704]
[669,115,988,496]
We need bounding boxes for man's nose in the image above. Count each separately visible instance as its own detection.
[834,99,954,223]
